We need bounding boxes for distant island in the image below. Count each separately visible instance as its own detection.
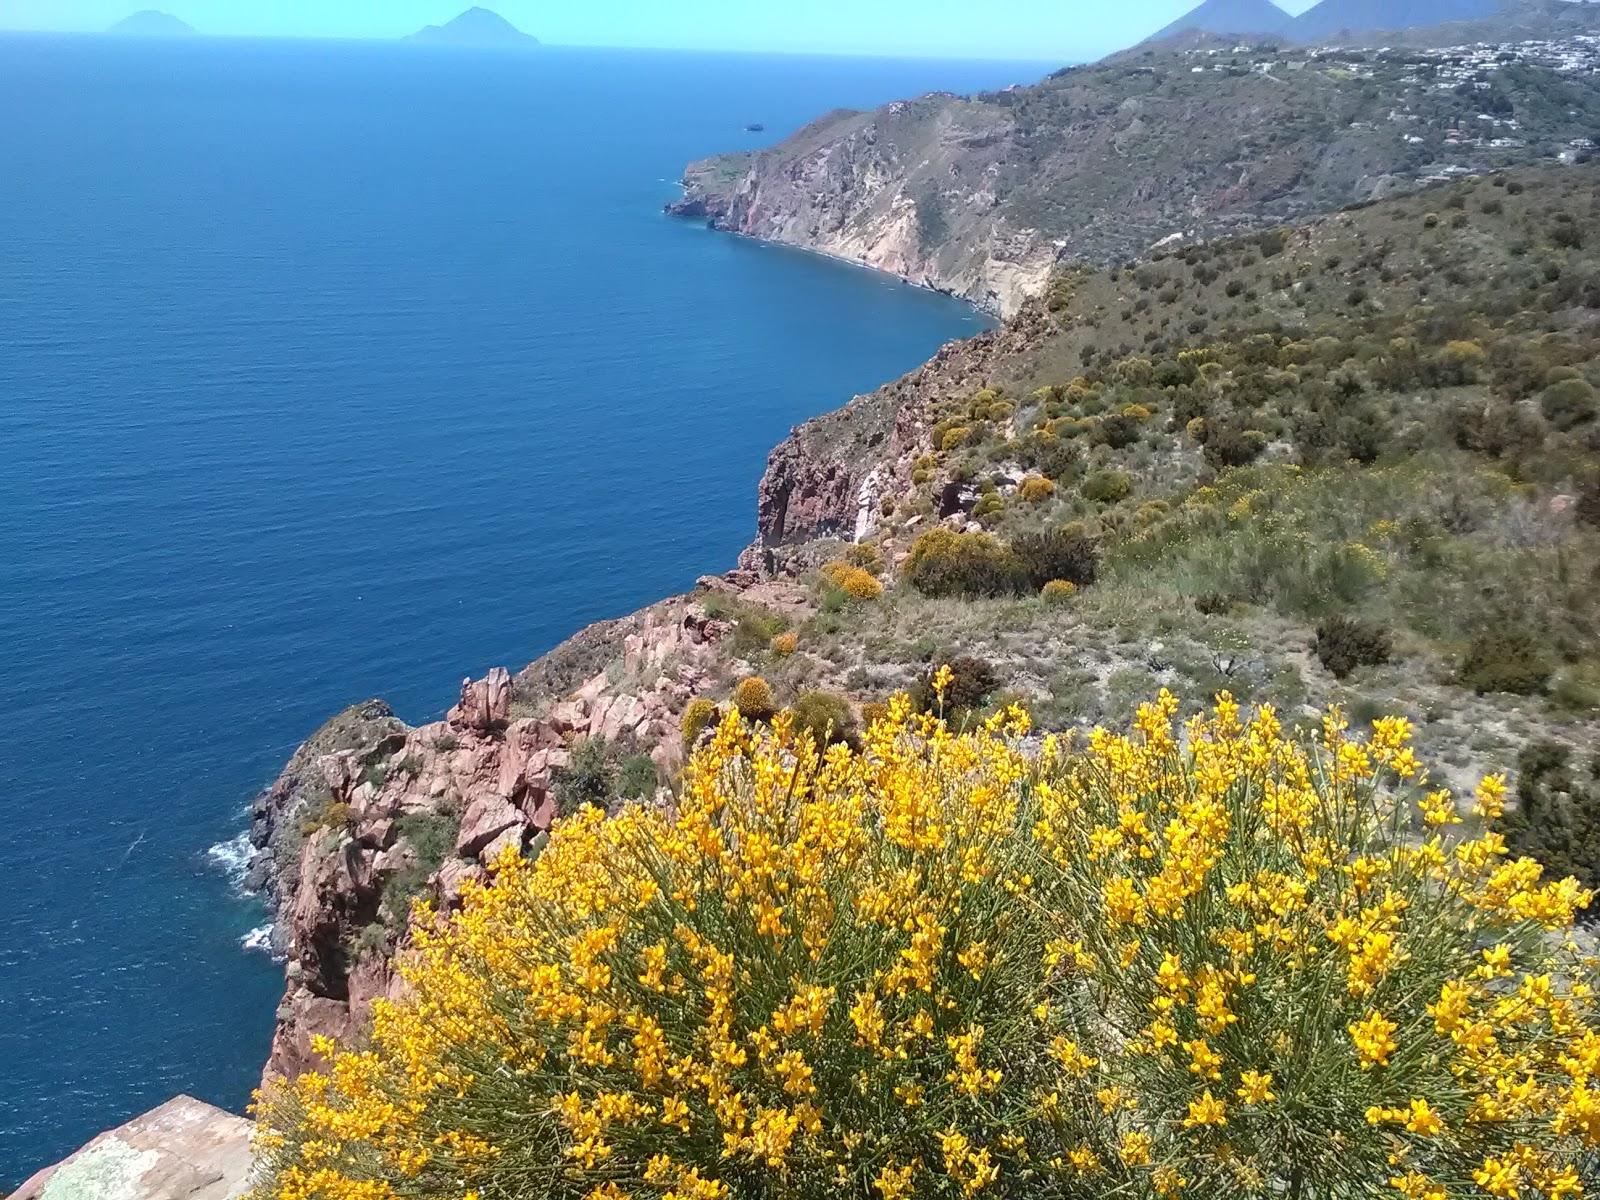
[106,10,197,37]
[407,7,539,48]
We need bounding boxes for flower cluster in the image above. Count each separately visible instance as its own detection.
[253,689,1599,1200]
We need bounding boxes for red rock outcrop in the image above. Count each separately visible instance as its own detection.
[254,597,736,1081]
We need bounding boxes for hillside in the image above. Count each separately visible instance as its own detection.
[1293,0,1505,39]
[669,37,1600,315]
[106,10,196,36]
[407,6,538,47]
[1150,0,1295,40]
[1355,0,1600,46]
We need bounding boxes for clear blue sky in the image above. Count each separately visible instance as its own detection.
[0,0,1320,60]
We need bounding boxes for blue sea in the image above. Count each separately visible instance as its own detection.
[0,34,1052,1181]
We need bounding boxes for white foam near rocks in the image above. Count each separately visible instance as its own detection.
[240,925,275,956]
[205,832,253,890]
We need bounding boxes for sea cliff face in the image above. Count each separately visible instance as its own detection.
[667,101,1060,318]
[244,593,821,1080]
[668,37,1600,318]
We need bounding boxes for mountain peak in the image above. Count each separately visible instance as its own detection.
[407,7,540,48]
[107,10,198,37]
[1149,0,1296,42]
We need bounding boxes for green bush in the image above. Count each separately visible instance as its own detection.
[299,798,353,839]
[901,527,1026,598]
[911,655,999,720]
[1459,631,1552,696]
[1314,615,1392,679]
[1498,741,1600,915]
[1081,469,1132,504]
[1202,425,1269,470]
[1541,377,1598,431]
[789,690,858,749]
[395,813,456,873]
[1010,528,1099,589]
[552,739,615,818]
[617,755,659,801]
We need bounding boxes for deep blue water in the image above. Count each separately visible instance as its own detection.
[0,35,1050,1181]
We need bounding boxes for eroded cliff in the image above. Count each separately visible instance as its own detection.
[669,39,1600,316]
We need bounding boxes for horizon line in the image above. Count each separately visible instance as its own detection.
[0,27,1100,64]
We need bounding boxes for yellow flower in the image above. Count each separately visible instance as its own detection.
[1236,1070,1275,1105]
[1118,1130,1153,1166]
[1349,1010,1398,1069]
[1473,1154,1521,1198]
[1403,1098,1442,1136]
[873,1161,914,1200]
[1183,1089,1228,1128]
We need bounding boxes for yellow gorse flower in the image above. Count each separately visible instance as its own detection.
[254,691,1598,1200]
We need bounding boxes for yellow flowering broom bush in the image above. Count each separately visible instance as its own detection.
[254,683,1600,1200]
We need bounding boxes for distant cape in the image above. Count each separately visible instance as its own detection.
[407,7,540,48]
[107,10,198,37]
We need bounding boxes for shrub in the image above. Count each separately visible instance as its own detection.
[1011,527,1099,589]
[1202,425,1269,470]
[1551,221,1584,250]
[1018,475,1056,503]
[1194,590,1232,616]
[770,631,798,657]
[257,695,1598,1200]
[298,798,352,839]
[1314,615,1393,679]
[1041,579,1078,604]
[681,697,719,747]
[843,542,885,574]
[551,738,614,818]
[902,527,1025,598]
[1541,377,1598,431]
[732,675,779,722]
[1459,631,1552,695]
[789,690,857,749]
[911,656,999,719]
[1081,468,1132,504]
[1092,412,1142,449]
[823,562,884,600]
[860,700,889,729]
[1498,741,1600,911]
[616,754,659,801]
[940,425,972,451]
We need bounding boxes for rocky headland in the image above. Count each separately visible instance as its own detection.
[668,21,1600,316]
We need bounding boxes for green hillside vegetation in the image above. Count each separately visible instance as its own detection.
[709,164,1600,794]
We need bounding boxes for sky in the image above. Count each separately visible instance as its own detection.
[0,0,1321,60]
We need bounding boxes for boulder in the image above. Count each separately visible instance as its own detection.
[9,1097,252,1200]
[454,796,524,859]
[447,667,511,733]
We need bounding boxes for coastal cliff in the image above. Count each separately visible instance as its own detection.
[669,35,1600,316]
[245,598,757,1079]
[25,27,1600,1188]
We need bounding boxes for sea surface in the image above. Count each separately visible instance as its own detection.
[0,35,1053,1181]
